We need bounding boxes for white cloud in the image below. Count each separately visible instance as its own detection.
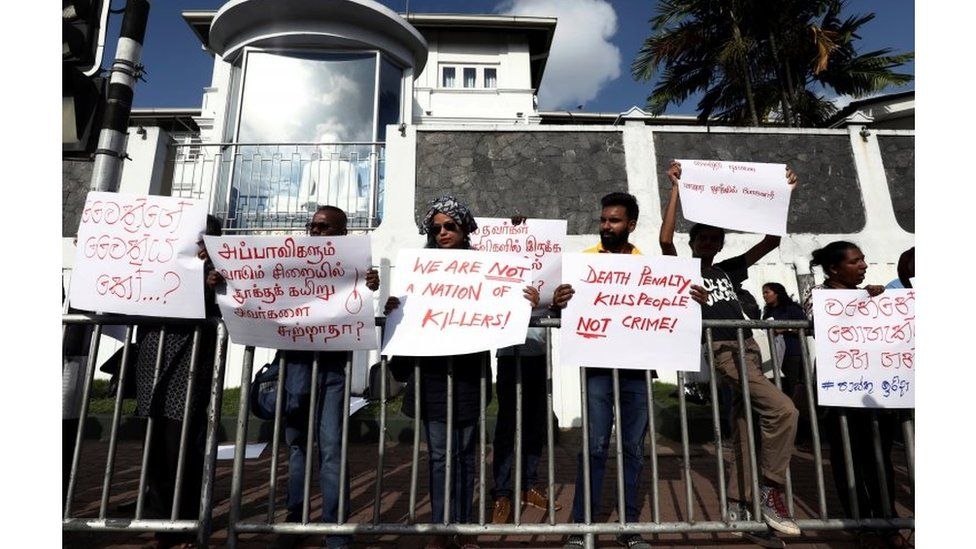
[497,0,622,110]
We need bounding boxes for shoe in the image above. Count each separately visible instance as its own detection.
[423,535,450,549]
[523,487,563,511]
[563,535,585,549]
[615,534,652,549]
[760,485,800,536]
[491,496,512,524]
[454,534,480,549]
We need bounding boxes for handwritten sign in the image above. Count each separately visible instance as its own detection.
[812,289,915,408]
[561,253,702,371]
[675,159,792,236]
[204,235,378,351]
[381,249,533,357]
[470,218,566,313]
[70,192,208,318]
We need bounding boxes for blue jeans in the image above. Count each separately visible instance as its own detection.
[492,355,547,498]
[425,420,477,524]
[570,369,649,523]
[283,356,350,548]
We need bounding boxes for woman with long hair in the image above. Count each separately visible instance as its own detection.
[804,241,907,549]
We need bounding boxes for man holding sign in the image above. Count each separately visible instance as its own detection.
[552,192,707,549]
[662,161,800,540]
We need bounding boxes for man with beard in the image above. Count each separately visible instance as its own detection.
[552,192,706,549]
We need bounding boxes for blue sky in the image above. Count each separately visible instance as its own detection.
[104,0,914,113]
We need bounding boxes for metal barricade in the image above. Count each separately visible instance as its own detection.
[224,317,914,548]
[61,314,228,547]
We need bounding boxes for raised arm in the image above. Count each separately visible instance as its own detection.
[740,165,798,267]
[659,160,681,256]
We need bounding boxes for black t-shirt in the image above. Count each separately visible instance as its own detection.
[701,254,752,342]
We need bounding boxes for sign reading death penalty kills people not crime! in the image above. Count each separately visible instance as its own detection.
[561,253,703,371]
[676,159,793,236]
[381,249,534,357]
[470,217,566,313]
[812,289,915,408]
[204,235,378,350]
[70,192,208,318]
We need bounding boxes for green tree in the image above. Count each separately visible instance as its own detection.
[631,0,914,126]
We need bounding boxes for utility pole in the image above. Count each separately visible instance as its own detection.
[91,0,151,192]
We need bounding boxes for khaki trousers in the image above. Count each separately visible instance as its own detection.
[711,338,798,502]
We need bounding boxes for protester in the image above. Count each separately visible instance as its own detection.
[662,161,801,544]
[885,247,914,289]
[386,195,539,549]
[270,205,379,549]
[133,214,224,549]
[761,282,809,399]
[551,192,706,549]
[804,241,907,549]
[490,216,561,524]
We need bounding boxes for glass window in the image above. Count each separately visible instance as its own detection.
[237,51,377,143]
[463,67,476,88]
[377,57,403,139]
[442,66,455,88]
[484,67,497,88]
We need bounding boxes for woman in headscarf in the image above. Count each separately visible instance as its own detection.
[386,195,538,549]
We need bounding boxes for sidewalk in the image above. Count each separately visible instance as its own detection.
[64,433,914,548]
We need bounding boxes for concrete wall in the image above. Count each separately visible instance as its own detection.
[878,135,915,233]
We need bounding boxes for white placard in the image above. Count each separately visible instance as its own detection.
[676,159,792,236]
[812,289,915,408]
[561,253,703,371]
[70,192,208,318]
[205,235,378,350]
[382,249,533,357]
[470,217,566,313]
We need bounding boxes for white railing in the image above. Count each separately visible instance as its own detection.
[168,142,386,232]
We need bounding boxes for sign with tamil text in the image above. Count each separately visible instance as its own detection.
[812,289,915,408]
[675,159,793,236]
[70,192,208,318]
[560,253,702,371]
[204,235,378,350]
[470,217,566,313]
[381,249,533,357]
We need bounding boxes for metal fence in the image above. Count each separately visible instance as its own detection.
[62,315,914,548]
[168,142,386,232]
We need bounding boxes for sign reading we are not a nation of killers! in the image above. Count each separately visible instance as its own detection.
[204,235,378,351]
[561,253,703,371]
[71,192,208,318]
[676,159,793,236]
[812,289,915,408]
[470,217,566,313]
[382,249,534,357]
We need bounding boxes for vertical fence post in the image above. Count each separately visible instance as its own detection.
[99,325,135,519]
[198,321,229,548]
[64,323,103,518]
[228,345,256,549]
[704,329,728,521]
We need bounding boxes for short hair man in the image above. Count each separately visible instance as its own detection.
[661,161,800,544]
[277,205,378,549]
[552,192,705,549]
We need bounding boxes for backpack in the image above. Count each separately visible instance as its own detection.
[250,362,279,421]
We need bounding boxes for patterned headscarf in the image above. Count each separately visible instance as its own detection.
[419,194,478,237]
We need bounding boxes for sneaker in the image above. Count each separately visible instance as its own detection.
[760,485,800,536]
[491,496,511,524]
[615,534,652,549]
[523,487,563,511]
[737,530,786,549]
[563,535,585,549]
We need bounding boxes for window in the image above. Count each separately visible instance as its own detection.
[484,68,497,88]
[439,65,499,89]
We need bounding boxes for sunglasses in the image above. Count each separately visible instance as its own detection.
[428,221,460,234]
[305,221,331,232]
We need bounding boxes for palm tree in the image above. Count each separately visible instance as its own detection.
[631,0,914,126]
